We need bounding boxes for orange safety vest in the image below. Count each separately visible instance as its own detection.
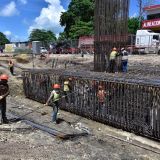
[97,90,106,103]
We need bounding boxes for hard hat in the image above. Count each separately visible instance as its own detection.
[64,81,69,85]
[52,84,60,89]
[68,77,72,81]
[121,48,125,51]
[112,47,117,51]
[0,74,9,80]
[98,85,103,89]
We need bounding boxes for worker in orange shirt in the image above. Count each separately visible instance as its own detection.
[8,60,14,75]
[97,85,107,118]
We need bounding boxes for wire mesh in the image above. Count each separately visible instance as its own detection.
[23,69,160,140]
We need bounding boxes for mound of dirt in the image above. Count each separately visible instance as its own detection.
[8,77,24,96]
[15,54,30,63]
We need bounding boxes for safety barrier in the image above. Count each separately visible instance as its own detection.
[23,69,160,140]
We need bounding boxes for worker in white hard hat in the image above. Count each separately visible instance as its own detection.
[121,47,128,72]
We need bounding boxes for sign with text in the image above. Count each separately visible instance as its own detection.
[5,44,15,53]
[142,19,160,29]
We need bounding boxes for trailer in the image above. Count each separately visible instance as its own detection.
[135,29,160,54]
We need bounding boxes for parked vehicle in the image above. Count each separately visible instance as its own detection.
[135,29,160,54]
[40,47,48,54]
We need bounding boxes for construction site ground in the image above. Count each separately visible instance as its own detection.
[0,53,160,160]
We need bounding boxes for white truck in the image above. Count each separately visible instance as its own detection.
[135,29,160,54]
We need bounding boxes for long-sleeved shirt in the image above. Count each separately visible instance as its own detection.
[0,81,9,102]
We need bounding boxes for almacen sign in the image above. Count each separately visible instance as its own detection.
[142,19,160,29]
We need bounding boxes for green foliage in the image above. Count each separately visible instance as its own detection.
[69,21,94,39]
[128,17,140,34]
[0,32,10,45]
[29,29,56,43]
[60,0,94,38]
[58,32,67,41]
[60,0,144,38]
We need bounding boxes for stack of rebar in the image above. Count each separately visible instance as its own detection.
[94,0,129,72]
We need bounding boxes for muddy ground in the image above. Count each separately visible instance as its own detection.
[0,53,160,160]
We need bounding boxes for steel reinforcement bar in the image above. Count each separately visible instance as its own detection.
[23,69,160,140]
[94,0,129,72]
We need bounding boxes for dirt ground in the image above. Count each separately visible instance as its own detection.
[0,53,160,160]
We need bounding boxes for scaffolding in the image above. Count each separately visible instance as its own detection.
[94,0,129,72]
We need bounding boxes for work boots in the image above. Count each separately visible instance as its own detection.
[0,112,2,125]
[1,117,9,124]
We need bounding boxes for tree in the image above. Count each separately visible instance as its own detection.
[128,17,140,34]
[69,21,94,39]
[0,32,10,45]
[60,0,94,38]
[58,32,67,41]
[29,29,56,43]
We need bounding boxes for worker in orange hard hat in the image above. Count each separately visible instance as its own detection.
[0,74,9,124]
[109,47,118,73]
[52,84,60,89]
[44,83,61,123]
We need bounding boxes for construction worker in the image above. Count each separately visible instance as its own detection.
[63,78,72,104]
[0,74,9,124]
[109,47,118,73]
[8,60,14,75]
[121,48,128,73]
[97,85,107,117]
[116,50,123,72]
[44,84,61,123]
[97,85,106,106]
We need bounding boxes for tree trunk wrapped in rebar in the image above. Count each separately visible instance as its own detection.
[94,0,129,72]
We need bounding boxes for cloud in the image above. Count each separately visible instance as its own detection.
[130,13,137,18]
[23,18,29,25]
[3,31,12,36]
[18,0,27,5]
[3,31,21,42]
[28,0,65,36]
[0,1,19,17]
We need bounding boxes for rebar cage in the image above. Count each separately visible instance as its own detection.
[94,0,129,72]
[23,69,160,140]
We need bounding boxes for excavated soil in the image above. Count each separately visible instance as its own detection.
[0,54,160,160]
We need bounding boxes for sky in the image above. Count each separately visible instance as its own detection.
[0,0,159,42]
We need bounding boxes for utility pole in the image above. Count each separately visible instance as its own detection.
[137,0,143,29]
